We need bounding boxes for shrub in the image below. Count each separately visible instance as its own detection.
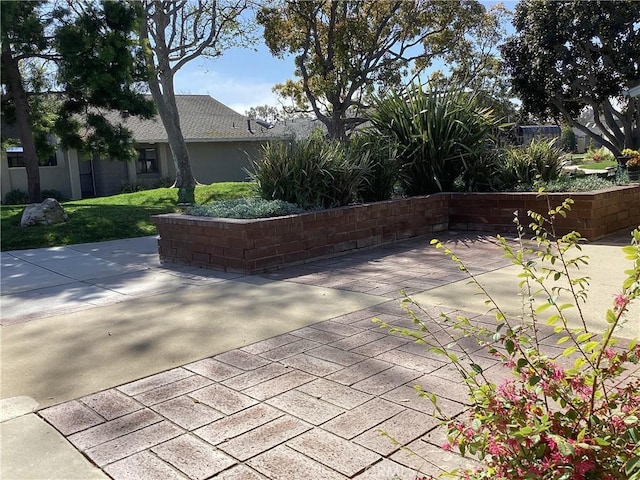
[378,199,640,480]
[3,189,29,205]
[347,133,399,202]
[120,180,146,194]
[366,83,500,195]
[560,124,577,153]
[153,177,174,188]
[495,138,565,189]
[41,189,68,202]
[249,133,370,209]
[585,147,615,163]
[187,197,305,219]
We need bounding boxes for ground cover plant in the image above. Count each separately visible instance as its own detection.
[0,182,254,251]
[379,198,640,479]
[187,197,304,219]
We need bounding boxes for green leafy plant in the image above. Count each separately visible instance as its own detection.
[249,132,370,209]
[495,138,566,190]
[41,189,68,202]
[378,198,640,479]
[3,189,30,205]
[347,133,400,202]
[187,197,305,219]
[623,149,640,169]
[367,83,501,195]
[585,147,615,164]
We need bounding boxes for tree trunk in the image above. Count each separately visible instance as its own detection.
[1,47,41,203]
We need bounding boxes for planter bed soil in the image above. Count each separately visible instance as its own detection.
[152,185,640,274]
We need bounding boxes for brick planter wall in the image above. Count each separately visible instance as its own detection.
[448,185,640,239]
[152,185,640,273]
[153,195,449,273]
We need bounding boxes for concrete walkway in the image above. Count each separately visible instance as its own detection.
[1,231,638,480]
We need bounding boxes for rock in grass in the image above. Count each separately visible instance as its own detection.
[21,198,69,227]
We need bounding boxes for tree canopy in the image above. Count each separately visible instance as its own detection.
[1,1,154,203]
[258,0,495,139]
[502,0,640,154]
[138,0,255,195]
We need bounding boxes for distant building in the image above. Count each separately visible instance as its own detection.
[1,95,321,201]
[518,125,561,145]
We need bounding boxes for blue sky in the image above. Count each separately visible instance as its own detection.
[173,1,517,116]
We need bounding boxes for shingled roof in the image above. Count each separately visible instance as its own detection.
[116,95,293,143]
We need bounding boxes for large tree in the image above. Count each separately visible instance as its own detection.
[1,1,54,203]
[137,0,254,200]
[258,0,492,139]
[502,0,640,155]
[428,3,516,123]
[1,1,155,203]
[55,1,156,161]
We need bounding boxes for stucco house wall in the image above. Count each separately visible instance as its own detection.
[1,95,304,202]
[1,148,76,200]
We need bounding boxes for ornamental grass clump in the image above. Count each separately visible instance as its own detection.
[378,196,640,480]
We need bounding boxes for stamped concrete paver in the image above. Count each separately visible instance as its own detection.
[23,232,573,479]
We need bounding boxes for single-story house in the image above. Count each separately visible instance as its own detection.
[1,95,321,201]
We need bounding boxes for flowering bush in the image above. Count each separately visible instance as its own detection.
[381,196,640,480]
[623,149,640,168]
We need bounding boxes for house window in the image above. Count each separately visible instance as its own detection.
[137,147,159,174]
[6,147,57,167]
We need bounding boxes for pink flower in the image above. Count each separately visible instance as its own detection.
[613,293,629,310]
[441,442,452,451]
[575,459,595,477]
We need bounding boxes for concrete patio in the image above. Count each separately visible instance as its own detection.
[1,230,638,479]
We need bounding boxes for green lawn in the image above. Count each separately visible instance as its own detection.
[578,160,617,170]
[1,182,256,251]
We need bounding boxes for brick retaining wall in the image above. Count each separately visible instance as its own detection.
[152,185,640,273]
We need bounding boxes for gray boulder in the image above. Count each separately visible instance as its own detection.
[21,198,69,227]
